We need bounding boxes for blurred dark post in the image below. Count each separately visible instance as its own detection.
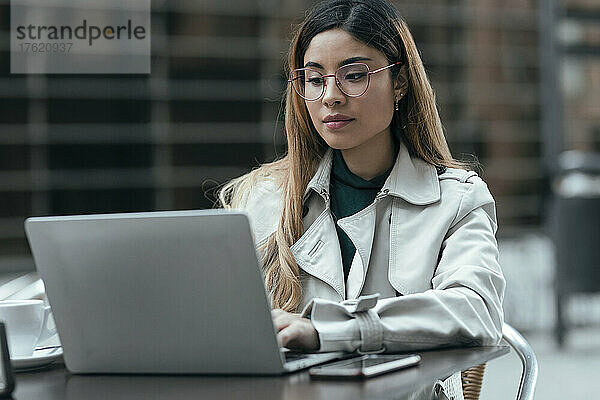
[541,0,600,346]
[551,153,600,346]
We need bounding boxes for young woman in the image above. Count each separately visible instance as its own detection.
[219,0,505,397]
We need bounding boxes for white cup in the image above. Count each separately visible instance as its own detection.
[0,300,56,357]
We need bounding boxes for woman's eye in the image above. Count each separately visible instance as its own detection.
[344,72,367,81]
[307,77,323,85]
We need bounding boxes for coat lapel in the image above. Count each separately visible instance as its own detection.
[337,203,377,298]
[384,143,442,294]
[290,209,345,300]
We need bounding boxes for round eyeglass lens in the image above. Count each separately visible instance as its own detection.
[336,63,369,96]
[290,69,323,100]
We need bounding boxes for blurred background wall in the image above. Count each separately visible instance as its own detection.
[0,0,598,337]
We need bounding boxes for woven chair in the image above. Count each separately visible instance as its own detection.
[461,323,538,400]
[461,363,487,400]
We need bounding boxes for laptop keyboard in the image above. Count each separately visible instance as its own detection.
[284,352,310,362]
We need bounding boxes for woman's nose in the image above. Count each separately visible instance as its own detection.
[321,76,345,106]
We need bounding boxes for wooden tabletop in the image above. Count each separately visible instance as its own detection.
[12,345,509,400]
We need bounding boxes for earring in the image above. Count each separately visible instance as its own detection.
[395,93,403,111]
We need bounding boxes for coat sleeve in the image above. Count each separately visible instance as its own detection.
[301,176,506,353]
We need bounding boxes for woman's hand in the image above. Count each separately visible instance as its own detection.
[271,309,320,351]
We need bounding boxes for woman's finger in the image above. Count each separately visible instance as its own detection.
[272,310,294,331]
[271,308,285,317]
[277,323,300,348]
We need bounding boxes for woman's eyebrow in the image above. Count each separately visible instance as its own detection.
[304,56,372,69]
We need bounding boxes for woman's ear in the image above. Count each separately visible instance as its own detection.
[393,63,409,99]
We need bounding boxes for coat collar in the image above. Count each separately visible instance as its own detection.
[303,140,441,205]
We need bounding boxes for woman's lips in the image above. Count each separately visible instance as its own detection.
[324,119,354,129]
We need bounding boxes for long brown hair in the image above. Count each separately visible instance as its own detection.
[218,0,471,312]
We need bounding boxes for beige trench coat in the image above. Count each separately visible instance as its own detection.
[240,141,505,399]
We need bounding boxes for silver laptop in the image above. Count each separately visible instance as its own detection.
[25,210,344,374]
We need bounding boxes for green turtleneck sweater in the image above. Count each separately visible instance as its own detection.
[329,137,399,280]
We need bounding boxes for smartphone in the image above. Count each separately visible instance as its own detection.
[309,353,421,379]
[0,323,15,397]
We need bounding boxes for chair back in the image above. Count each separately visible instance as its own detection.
[461,323,538,400]
[501,323,538,400]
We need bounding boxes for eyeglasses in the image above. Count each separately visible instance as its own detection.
[288,61,401,101]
